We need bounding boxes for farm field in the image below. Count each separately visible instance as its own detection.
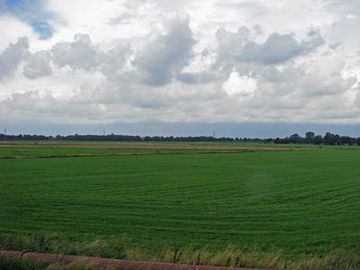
[0,141,360,269]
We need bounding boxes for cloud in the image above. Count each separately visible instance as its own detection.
[325,0,360,16]
[23,50,52,79]
[0,37,28,79]
[222,71,257,96]
[216,26,324,66]
[49,33,131,81]
[0,16,33,52]
[132,15,195,86]
[98,43,131,80]
[1,0,360,127]
[177,71,216,84]
[51,34,99,71]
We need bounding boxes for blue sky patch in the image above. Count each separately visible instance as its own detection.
[0,0,54,39]
[30,20,53,39]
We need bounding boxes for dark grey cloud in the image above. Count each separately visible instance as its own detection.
[6,120,360,138]
[99,43,131,80]
[0,37,28,79]
[216,27,324,66]
[132,16,195,86]
[177,72,216,84]
[48,33,130,80]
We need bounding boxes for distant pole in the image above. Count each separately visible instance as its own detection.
[4,128,6,134]
[213,130,216,137]
[103,130,105,136]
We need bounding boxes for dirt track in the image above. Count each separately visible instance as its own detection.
[0,140,298,151]
[0,250,270,270]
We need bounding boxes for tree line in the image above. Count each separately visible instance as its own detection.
[0,131,360,145]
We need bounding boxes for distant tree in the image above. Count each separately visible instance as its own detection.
[1,132,359,145]
[323,132,336,145]
[305,131,315,143]
[341,136,353,145]
[289,133,302,144]
[313,135,323,145]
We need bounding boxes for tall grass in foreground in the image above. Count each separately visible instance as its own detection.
[0,257,98,270]
[1,233,360,270]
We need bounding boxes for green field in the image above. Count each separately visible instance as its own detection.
[1,141,360,269]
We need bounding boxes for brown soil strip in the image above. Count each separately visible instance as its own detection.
[0,250,270,270]
[0,140,300,151]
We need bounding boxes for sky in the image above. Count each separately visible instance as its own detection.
[0,0,360,137]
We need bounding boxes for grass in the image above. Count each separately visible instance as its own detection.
[0,141,360,269]
[0,256,49,270]
[0,256,99,270]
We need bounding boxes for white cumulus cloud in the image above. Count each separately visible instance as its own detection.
[0,0,360,126]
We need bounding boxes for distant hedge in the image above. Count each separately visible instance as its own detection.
[1,131,359,145]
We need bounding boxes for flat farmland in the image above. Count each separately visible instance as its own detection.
[0,141,360,269]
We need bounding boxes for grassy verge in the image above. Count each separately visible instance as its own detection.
[0,256,97,270]
[0,256,49,270]
[1,233,360,270]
